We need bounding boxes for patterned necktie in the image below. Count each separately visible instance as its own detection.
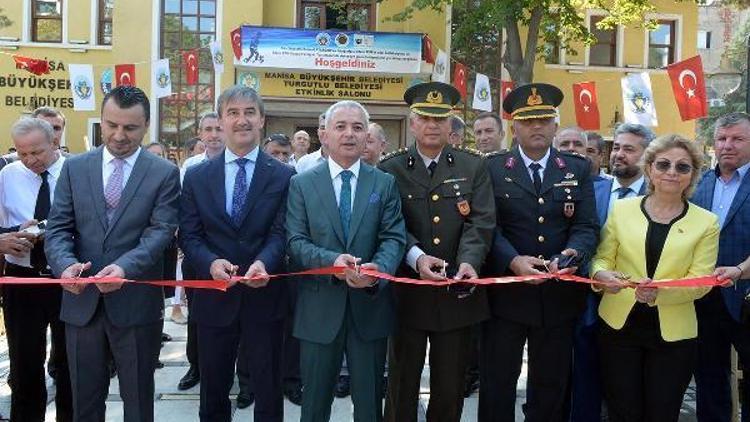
[30,171,50,270]
[617,186,632,199]
[104,158,124,220]
[427,161,437,177]
[529,163,543,194]
[339,170,353,240]
[231,158,249,226]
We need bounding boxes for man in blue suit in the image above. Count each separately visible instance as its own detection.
[180,85,295,422]
[692,112,750,422]
[566,123,652,422]
[286,100,406,422]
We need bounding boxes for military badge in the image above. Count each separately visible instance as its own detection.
[457,199,471,216]
[526,87,543,106]
[554,157,566,169]
[564,172,575,179]
[564,202,575,218]
[505,157,516,169]
[407,155,415,168]
[446,152,455,166]
[426,90,443,104]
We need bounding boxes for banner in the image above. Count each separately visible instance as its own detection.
[210,40,224,74]
[572,81,600,130]
[240,26,422,74]
[667,55,708,121]
[13,55,50,76]
[230,27,243,61]
[151,59,172,99]
[68,64,96,111]
[621,72,658,127]
[472,73,492,111]
[183,50,199,85]
[453,62,467,100]
[432,49,449,83]
[115,64,136,87]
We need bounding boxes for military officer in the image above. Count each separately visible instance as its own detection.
[479,83,599,422]
[380,82,495,422]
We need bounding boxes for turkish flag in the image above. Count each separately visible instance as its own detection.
[452,62,467,101]
[230,27,242,60]
[667,55,708,121]
[115,64,136,87]
[500,81,515,120]
[572,81,600,130]
[183,50,199,85]
[13,55,50,76]
[422,34,435,64]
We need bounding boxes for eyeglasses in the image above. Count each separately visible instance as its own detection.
[652,159,693,175]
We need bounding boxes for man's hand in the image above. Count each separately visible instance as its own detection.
[454,263,478,280]
[334,254,359,281]
[94,264,125,293]
[416,254,447,281]
[592,270,629,294]
[60,261,92,295]
[0,232,36,257]
[715,266,743,287]
[345,262,379,289]
[19,219,38,231]
[509,255,547,285]
[210,259,239,288]
[548,248,579,275]
[243,260,270,288]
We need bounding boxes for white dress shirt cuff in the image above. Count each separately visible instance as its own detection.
[406,246,426,272]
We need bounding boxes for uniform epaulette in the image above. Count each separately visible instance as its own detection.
[453,145,482,157]
[380,147,409,162]
[560,150,588,161]
[482,149,508,159]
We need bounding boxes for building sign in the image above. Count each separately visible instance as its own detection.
[237,70,423,102]
[0,59,74,110]
[240,26,422,74]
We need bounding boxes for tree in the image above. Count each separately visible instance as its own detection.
[0,8,12,30]
[382,0,668,84]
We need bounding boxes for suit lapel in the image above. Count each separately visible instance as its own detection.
[347,164,375,247]
[88,147,108,232]
[236,151,273,228]
[508,148,537,196]
[724,169,750,228]
[311,162,346,247]
[208,152,231,225]
[406,144,431,190]
[106,151,152,238]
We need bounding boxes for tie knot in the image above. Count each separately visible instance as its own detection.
[529,163,542,172]
[40,170,49,181]
[618,186,632,199]
[235,157,249,167]
[340,169,353,182]
[112,158,125,170]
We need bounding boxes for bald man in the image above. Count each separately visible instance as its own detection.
[290,130,311,167]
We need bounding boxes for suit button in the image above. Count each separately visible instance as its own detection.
[433,216,440,224]
[433,237,441,245]
[407,194,413,199]
[538,216,544,223]
[538,197,544,205]
[504,193,510,198]
[538,236,545,243]
[432,194,439,201]
[567,195,572,200]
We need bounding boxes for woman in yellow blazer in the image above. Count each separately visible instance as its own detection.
[591,134,719,422]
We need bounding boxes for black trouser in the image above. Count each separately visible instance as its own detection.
[2,263,73,422]
[183,261,199,368]
[598,309,695,422]
[283,283,301,389]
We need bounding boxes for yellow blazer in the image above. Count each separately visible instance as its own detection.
[591,197,719,342]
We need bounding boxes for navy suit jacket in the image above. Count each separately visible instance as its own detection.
[179,150,295,326]
[691,167,750,321]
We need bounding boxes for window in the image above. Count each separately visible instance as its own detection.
[589,16,617,67]
[31,0,63,42]
[697,30,711,50]
[542,21,560,64]
[98,0,114,45]
[298,1,374,30]
[648,20,676,68]
[159,0,216,151]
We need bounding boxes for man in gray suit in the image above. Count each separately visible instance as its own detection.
[45,86,180,422]
[286,100,406,421]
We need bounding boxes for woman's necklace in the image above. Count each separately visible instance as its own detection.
[645,196,684,224]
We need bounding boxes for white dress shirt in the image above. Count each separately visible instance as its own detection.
[102,146,141,193]
[518,147,551,183]
[295,149,326,174]
[608,174,645,212]
[328,158,360,210]
[0,154,65,267]
[180,152,207,184]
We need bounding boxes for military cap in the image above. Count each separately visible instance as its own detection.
[502,83,563,120]
[404,81,461,118]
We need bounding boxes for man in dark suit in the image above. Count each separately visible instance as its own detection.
[692,112,750,422]
[481,83,598,422]
[287,100,406,422]
[45,86,180,422]
[180,85,294,422]
[380,82,496,422]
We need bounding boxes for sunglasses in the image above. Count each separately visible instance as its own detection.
[652,159,693,175]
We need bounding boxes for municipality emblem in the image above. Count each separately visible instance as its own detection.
[74,76,92,100]
[214,51,224,65]
[157,68,170,89]
[239,72,260,91]
[630,92,650,114]
[478,86,490,101]
[100,69,113,94]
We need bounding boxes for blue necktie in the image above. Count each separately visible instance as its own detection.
[231,158,249,226]
[339,170,353,240]
[617,186,632,199]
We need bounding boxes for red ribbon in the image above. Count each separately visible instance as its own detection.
[0,267,724,291]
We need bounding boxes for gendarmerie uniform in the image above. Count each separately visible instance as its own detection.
[379,82,495,422]
[479,83,599,422]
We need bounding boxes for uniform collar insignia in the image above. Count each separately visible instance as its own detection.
[505,156,516,169]
[554,157,566,169]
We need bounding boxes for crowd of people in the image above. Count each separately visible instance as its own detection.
[0,79,748,422]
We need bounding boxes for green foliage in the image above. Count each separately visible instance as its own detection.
[0,8,13,29]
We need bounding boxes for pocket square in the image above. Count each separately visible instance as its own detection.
[368,192,381,204]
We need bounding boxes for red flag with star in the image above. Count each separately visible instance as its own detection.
[452,62,467,101]
[500,80,515,120]
[230,27,242,60]
[667,55,708,121]
[12,55,50,76]
[572,81,601,130]
[115,64,136,87]
[183,50,199,85]
[422,34,435,64]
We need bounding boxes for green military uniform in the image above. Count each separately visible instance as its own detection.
[379,82,496,422]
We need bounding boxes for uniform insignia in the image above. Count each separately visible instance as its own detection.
[504,177,512,182]
[554,157,566,169]
[457,199,470,216]
[505,157,516,169]
[426,90,443,104]
[555,180,578,187]
[442,178,467,184]
[526,87,543,106]
[564,172,574,179]
[446,153,455,166]
[564,202,575,218]
[407,155,415,168]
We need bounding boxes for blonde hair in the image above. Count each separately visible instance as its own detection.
[643,134,703,199]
